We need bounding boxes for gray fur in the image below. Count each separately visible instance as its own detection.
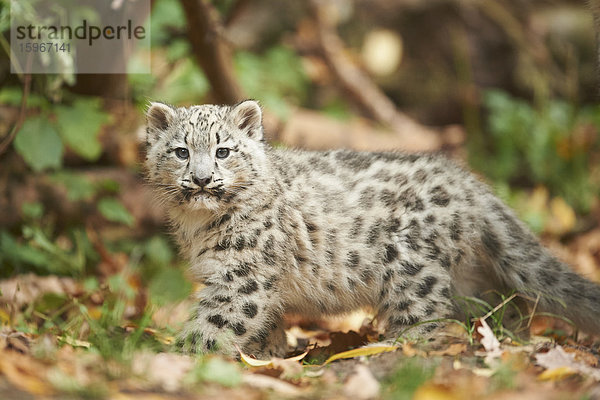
[144,101,600,358]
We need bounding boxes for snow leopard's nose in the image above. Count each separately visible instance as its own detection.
[191,172,212,187]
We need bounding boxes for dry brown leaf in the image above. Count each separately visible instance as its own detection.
[343,364,380,400]
[270,357,304,380]
[242,373,304,396]
[306,330,370,362]
[0,350,55,395]
[402,342,427,357]
[563,347,599,367]
[535,345,600,381]
[131,352,194,392]
[3,331,33,353]
[428,343,467,357]
[0,274,79,308]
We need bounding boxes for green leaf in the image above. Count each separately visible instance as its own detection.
[14,116,64,171]
[157,59,209,104]
[150,0,186,45]
[97,197,135,227]
[35,292,69,314]
[0,87,47,108]
[54,98,110,161]
[149,268,191,305]
[235,46,307,118]
[145,236,174,266]
[50,171,98,201]
[21,202,44,219]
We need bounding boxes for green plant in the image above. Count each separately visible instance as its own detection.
[236,46,308,118]
[472,90,600,213]
[1,89,112,172]
[382,357,436,400]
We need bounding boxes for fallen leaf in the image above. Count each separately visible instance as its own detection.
[413,383,461,400]
[343,364,380,400]
[0,308,10,324]
[563,347,599,367]
[0,350,55,395]
[324,345,397,365]
[242,373,304,396]
[132,352,194,392]
[0,274,79,309]
[5,331,33,353]
[477,319,500,354]
[57,336,91,349]
[537,366,577,381]
[476,318,502,365]
[306,330,370,362]
[428,343,467,357]
[237,345,308,368]
[547,197,576,235]
[535,345,600,381]
[402,342,427,357]
[271,357,304,380]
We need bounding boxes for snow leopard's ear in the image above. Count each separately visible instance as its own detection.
[231,100,263,141]
[146,102,176,144]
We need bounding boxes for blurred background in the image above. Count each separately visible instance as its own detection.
[0,0,599,374]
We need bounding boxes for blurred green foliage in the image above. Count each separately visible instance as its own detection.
[235,47,308,118]
[383,357,436,400]
[0,88,111,171]
[472,89,600,214]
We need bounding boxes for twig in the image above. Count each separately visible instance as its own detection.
[590,0,600,94]
[309,0,439,141]
[527,293,541,328]
[179,0,244,104]
[475,293,517,322]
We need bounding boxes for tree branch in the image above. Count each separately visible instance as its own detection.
[180,0,245,104]
[309,1,441,146]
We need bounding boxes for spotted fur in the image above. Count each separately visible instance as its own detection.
[145,100,600,358]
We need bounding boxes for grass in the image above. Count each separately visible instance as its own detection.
[382,357,437,400]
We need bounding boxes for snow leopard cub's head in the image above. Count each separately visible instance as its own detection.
[144,100,266,211]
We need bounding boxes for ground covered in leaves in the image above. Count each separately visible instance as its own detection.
[2,1,600,398]
[2,227,600,400]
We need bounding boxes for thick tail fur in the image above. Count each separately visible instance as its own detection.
[473,199,600,335]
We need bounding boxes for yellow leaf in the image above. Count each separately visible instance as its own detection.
[413,383,460,400]
[547,197,576,235]
[56,336,91,349]
[0,308,10,325]
[538,366,576,381]
[324,345,397,365]
[528,186,549,213]
[239,351,273,367]
[237,344,308,368]
[88,306,102,320]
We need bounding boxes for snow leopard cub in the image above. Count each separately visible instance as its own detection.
[144,100,600,358]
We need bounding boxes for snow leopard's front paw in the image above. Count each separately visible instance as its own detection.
[176,320,237,357]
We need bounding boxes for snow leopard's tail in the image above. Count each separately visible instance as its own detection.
[476,199,600,335]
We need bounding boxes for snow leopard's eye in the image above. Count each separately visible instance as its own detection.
[216,148,230,159]
[175,147,189,160]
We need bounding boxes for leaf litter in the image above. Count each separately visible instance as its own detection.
[3,233,600,399]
